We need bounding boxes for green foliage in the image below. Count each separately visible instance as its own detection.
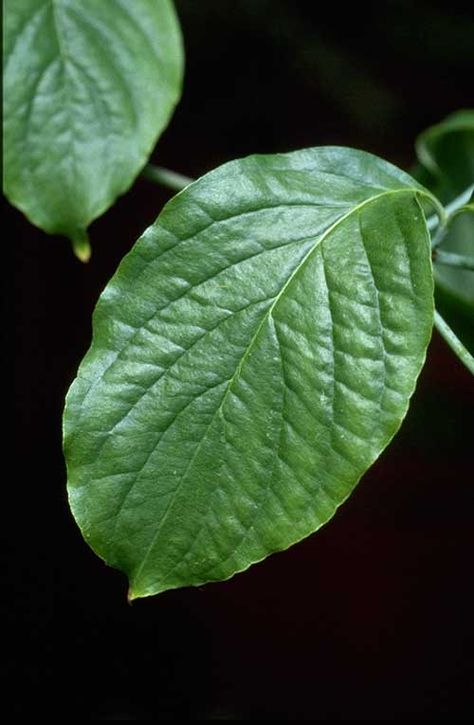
[64,148,437,598]
[4,3,472,600]
[415,110,474,199]
[415,111,474,351]
[3,0,183,259]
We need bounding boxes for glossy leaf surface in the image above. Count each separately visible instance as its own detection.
[3,0,183,247]
[64,147,434,598]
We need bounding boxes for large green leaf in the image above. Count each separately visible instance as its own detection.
[64,147,435,599]
[3,0,183,256]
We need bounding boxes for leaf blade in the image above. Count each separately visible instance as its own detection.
[64,147,434,598]
[3,0,183,242]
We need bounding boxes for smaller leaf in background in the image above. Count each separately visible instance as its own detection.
[415,110,474,200]
[415,110,474,352]
[3,0,183,258]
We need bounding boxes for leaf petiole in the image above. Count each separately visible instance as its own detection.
[142,164,194,192]
[426,184,474,239]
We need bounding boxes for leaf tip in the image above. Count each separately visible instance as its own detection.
[126,577,177,601]
[71,230,91,263]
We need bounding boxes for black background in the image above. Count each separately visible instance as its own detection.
[7,0,474,719]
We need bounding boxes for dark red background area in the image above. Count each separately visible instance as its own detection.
[7,1,473,719]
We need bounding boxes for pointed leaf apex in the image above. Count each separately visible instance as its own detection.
[71,231,91,263]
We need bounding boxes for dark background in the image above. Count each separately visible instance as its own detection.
[8,0,474,719]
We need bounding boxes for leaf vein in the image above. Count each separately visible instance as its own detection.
[130,188,419,587]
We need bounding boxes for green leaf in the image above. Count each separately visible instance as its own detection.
[434,208,474,354]
[63,147,435,599]
[3,0,183,250]
[415,111,474,351]
[415,109,474,200]
[435,205,474,304]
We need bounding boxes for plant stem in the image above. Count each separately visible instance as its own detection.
[426,184,474,234]
[430,224,448,249]
[434,310,474,375]
[433,250,474,271]
[142,164,193,192]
